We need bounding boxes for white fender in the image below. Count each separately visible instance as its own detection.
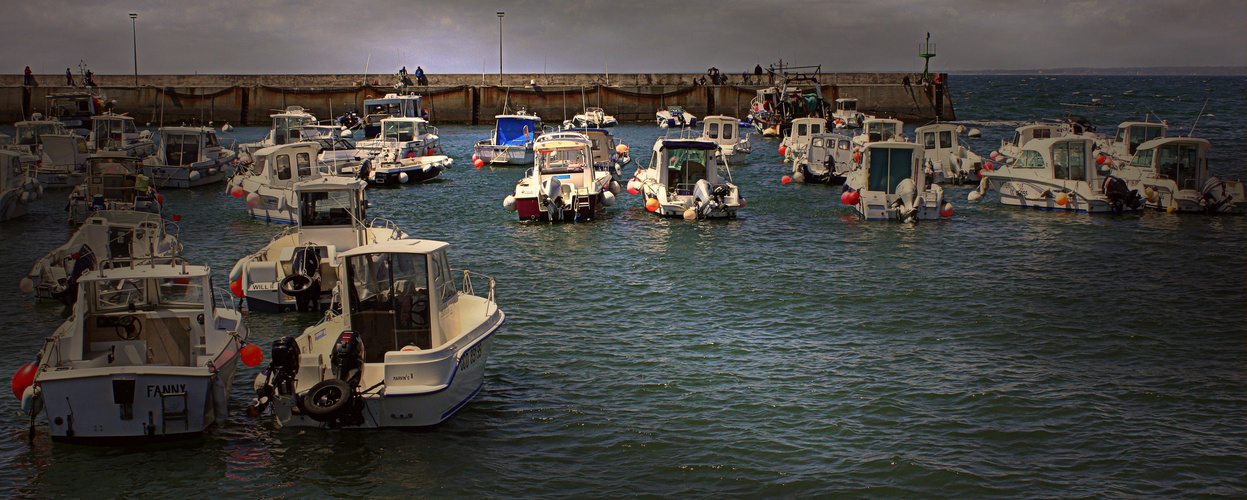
[502,194,517,211]
[600,191,615,207]
[967,176,989,202]
[188,170,202,182]
[792,170,805,183]
[246,191,262,207]
[19,277,34,294]
[399,172,410,183]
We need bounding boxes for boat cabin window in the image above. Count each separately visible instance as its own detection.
[1130,149,1153,168]
[923,132,936,149]
[797,123,808,137]
[251,156,267,176]
[164,134,199,166]
[666,148,709,191]
[296,152,312,178]
[1127,125,1165,155]
[707,123,719,139]
[346,252,432,358]
[939,131,953,148]
[1157,143,1200,190]
[1052,142,1087,181]
[811,137,824,148]
[867,147,915,194]
[1017,150,1045,168]
[300,190,357,226]
[722,124,734,141]
[867,122,899,141]
[811,123,822,135]
[156,278,204,308]
[276,154,292,180]
[205,133,219,148]
[839,100,857,112]
[92,278,148,312]
[430,250,456,303]
[538,147,589,174]
[383,121,416,142]
[838,140,851,151]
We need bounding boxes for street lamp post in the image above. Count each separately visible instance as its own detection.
[497,12,504,85]
[129,13,138,87]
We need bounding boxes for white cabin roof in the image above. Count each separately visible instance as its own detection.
[254,141,320,158]
[338,239,449,259]
[292,176,366,192]
[84,261,209,281]
[1135,136,1210,152]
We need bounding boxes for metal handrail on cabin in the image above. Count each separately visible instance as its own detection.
[455,269,498,315]
[367,218,404,240]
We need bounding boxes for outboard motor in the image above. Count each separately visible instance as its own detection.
[892,178,919,221]
[249,336,301,415]
[540,177,563,219]
[1102,175,1140,215]
[1201,176,1230,213]
[330,330,365,386]
[355,158,372,181]
[279,245,322,312]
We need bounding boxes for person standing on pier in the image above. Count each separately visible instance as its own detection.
[415,66,427,86]
[22,66,36,86]
[65,68,74,86]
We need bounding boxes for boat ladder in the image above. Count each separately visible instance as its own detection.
[160,391,189,434]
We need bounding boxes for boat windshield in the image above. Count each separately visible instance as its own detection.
[383,121,416,142]
[156,278,205,308]
[299,189,358,226]
[16,123,63,145]
[538,147,589,174]
[346,252,433,358]
[1156,143,1201,190]
[665,148,709,190]
[93,278,148,311]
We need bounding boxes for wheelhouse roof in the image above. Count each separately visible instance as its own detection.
[158,126,214,135]
[1021,136,1095,152]
[254,141,320,157]
[83,261,209,281]
[293,176,366,192]
[338,239,448,259]
[659,139,718,151]
[1135,136,1210,151]
[914,123,960,133]
[863,141,924,152]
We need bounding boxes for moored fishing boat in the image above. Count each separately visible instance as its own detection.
[473,109,543,166]
[968,136,1141,214]
[0,149,42,221]
[502,132,615,221]
[17,259,247,443]
[789,132,853,184]
[142,126,237,189]
[562,107,617,129]
[67,152,163,224]
[360,93,424,139]
[226,142,328,224]
[1115,136,1245,214]
[230,176,405,313]
[360,117,451,186]
[628,136,742,219]
[20,210,182,305]
[699,115,752,163]
[656,106,697,129]
[781,117,827,162]
[915,123,984,185]
[250,238,504,429]
[841,141,950,221]
[239,106,318,155]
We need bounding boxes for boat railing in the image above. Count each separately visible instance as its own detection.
[368,218,404,240]
[98,256,186,270]
[213,286,239,314]
[455,269,497,314]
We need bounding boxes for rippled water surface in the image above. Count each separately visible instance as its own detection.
[1,76,1244,497]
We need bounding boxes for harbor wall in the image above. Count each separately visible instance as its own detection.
[0,73,954,126]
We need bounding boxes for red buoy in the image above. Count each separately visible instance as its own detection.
[240,344,263,368]
[11,362,36,400]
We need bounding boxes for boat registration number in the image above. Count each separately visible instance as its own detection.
[459,343,482,372]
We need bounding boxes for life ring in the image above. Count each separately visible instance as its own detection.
[302,379,352,422]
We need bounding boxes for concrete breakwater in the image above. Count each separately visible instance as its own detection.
[1,72,954,126]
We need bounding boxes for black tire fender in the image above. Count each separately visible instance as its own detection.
[302,379,352,422]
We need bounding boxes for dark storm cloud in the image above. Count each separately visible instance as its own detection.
[2,0,1242,75]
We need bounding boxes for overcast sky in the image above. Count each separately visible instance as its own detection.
[4,0,1244,75]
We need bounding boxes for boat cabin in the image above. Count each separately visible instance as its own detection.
[156,127,225,166]
[363,94,423,138]
[1,149,25,191]
[650,139,723,193]
[807,133,854,166]
[534,135,596,187]
[294,177,371,251]
[860,118,905,143]
[248,142,326,188]
[1112,121,1168,156]
[65,264,225,369]
[702,115,742,147]
[267,107,318,146]
[80,153,145,203]
[46,92,104,130]
[835,98,858,114]
[338,239,460,360]
[1011,137,1108,185]
[861,142,928,195]
[1128,137,1209,191]
[381,117,434,145]
[785,117,827,146]
[13,118,69,153]
[1005,123,1065,149]
[89,114,149,153]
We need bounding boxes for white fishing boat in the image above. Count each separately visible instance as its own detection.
[995,121,1096,158]
[746,64,832,138]
[230,176,404,313]
[67,152,163,224]
[473,109,543,166]
[21,259,247,443]
[968,136,1141,214]
[915,123,985,185]
[252,238,504,429]
[0,149,42,221]
[20,210,182,305]
[298,125,364,176]
[841,141,949,221]
[33,134,90,188]
[361,93,423,139]
[141,127,236,189]
[656,106,697,128]
[831,98,868,129]
[790,132,854,184]
[562,107,617,129]
[239,106,318,155]
[852,117,906,147]
[781,117,827,162]
[700,115,752,163]
[627,136,743,219]
[226,142,328,224]
[45,90,109,133]
[1100,121,1168,160]
[8,115,70,157]
[580,128,632,183]
[359,117,451,186]
[1116,136,1245,214]
[87,113,155,158]
[502,132,615,221]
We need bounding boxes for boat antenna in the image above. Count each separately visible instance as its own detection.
[1188,98,1209,137]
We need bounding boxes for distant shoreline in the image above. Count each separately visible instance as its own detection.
[948,67,1245,76]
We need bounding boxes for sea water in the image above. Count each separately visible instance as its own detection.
[0,75,1243,497]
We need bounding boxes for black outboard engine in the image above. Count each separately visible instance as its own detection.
[330,330,365,387]
[1103,176,1141,215]
[269,336,301,394]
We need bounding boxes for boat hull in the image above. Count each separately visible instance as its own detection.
[144,161,234,189]
[514,195,601,221]
[474,143,534,166]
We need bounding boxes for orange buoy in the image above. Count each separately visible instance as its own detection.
[645,198,660,212]
[240,344,263,367]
